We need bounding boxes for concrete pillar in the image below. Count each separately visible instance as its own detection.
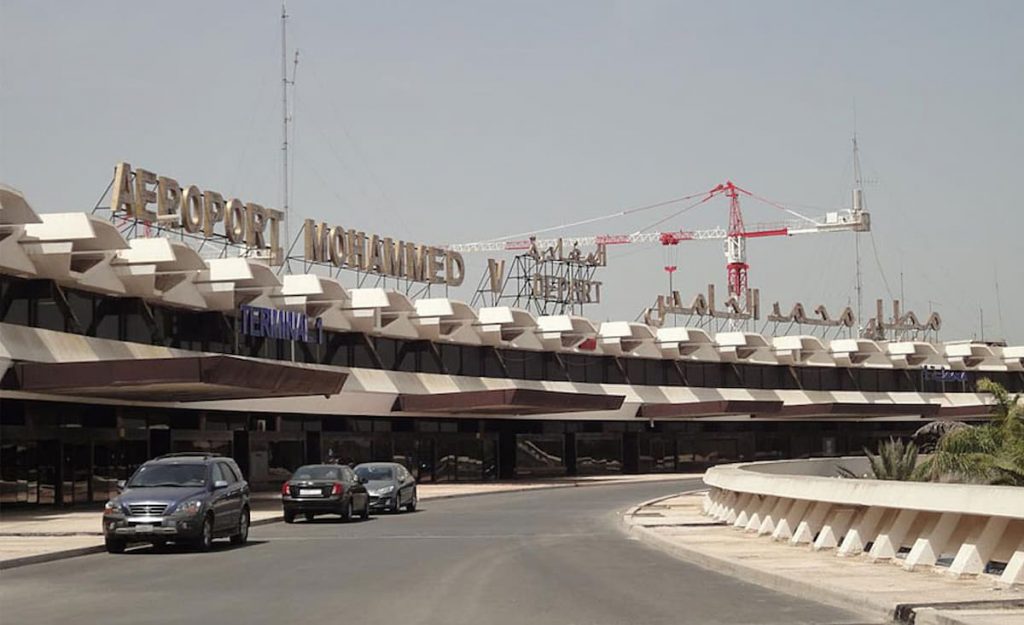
[904,513,961,571]
[869,509,918,561]
[948,516,1011,578]
[792,501,831,546]
[999,539,1024,587]
[813,507,855,551]
[726,492,753,525]
[734,494,766,529]
[838,506,887,557]
[709,491,731,520]
[773,499,810,542]
[745,496,777,532]
[758,498,792,536]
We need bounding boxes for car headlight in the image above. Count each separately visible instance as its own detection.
[172,499,204,516]
[103,500,125,515]
[372,485,395,496]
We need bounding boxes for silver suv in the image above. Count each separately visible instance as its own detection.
[102,453,250,553]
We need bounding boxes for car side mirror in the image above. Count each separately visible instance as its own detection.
[213,480,229,489]
[358,476,368,484]
[116,480,126,491]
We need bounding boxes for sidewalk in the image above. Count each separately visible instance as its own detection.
[0,473,692,569]
[623,492,1024,625]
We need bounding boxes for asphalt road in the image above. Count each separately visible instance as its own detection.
[0,479,869,625]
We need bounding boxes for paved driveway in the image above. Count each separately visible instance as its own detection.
[0,479,866,625]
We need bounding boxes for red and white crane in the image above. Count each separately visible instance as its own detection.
[447,181,871,297]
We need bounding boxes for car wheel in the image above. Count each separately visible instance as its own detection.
[391,495,403,514]
[304,512,315,522]
[230,507,250,545]
[283,510,295,524]
[105,539,125,554]
[341,499,353,522]
[407,490,417,512]
[360,499,370,521]
[195,515,214,552]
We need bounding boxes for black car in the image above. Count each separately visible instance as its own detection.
[354,462,418,513]
[102,453,250,553]
[281,464,370,523]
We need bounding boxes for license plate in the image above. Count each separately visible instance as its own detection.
[134,524,154,533]
[299,489,322,497]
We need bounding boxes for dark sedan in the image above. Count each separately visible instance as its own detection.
[281,464,369,523]
[354,462,417,514]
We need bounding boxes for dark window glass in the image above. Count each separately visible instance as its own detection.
[439,344,462,375]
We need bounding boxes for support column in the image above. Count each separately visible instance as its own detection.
[792,501,831,545]
[949,516,1011,578]
[838,506,887,557]
[813,507,855,551]
[758,498,792,536]
[999,539,1024,587]
[726,492,753,525]
[773,499,810,542]
[745,495,777,532]
[870,509,918,561]
[904,513,961,571]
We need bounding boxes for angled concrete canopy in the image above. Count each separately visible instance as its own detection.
[14,356,347,402]
[637,399,784,419]
[773,402,940,418]
[392,388,624,415]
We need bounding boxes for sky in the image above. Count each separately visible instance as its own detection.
[2,0,1021,343]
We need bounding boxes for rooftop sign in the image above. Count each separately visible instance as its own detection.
[111,162,283,264]
[303,219,465,287]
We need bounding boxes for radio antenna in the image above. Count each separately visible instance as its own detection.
[280,2,299,260]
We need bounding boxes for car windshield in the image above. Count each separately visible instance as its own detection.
[355,466,394,481]
[292,466,341,480]
[127,463,207,488]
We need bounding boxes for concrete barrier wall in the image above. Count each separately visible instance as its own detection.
[702,458,1024,587]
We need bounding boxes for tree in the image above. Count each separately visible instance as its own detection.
[838,437,921,481]
[918,379,1024,486]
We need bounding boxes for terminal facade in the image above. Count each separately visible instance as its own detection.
[2,185,1022,506]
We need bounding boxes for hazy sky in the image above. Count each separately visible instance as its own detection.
[2,1,1021,343]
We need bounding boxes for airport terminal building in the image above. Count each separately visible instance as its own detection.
[2,180,1022,506]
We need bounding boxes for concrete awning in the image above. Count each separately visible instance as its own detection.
[392,388,624,415]
[637,399,784,419]
[774,402,941,418]
[14,355,347,402]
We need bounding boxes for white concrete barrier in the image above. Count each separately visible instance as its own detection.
[702,458,1024,587]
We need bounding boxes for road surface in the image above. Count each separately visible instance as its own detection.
[0,479,868,625]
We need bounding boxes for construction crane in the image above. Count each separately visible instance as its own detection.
[448,181,871,297]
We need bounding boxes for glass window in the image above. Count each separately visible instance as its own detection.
[129,463,207,488]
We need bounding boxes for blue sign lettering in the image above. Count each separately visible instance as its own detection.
[922,368,967,383]
[239,305,324,344]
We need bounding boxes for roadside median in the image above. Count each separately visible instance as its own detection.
[623,492,1024,625]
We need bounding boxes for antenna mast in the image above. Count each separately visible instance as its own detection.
[852,134,865,335]
[280,2,298,256]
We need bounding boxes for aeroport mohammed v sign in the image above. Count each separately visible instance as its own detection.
[110,162,465,286]
[112,162,285,264]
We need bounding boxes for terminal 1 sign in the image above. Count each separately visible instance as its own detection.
[239,304,324,345]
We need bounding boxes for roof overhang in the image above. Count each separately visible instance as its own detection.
[773,402,940,418]
[637,400,784,419]
[392,388,624,415]
[14,356,347,402]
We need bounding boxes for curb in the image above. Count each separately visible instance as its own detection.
[0,545,107,571]
[621,493,893,623]
[1,475,693,570]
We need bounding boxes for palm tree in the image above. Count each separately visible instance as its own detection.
[838,437,921,481]
[918,379,1024,486]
